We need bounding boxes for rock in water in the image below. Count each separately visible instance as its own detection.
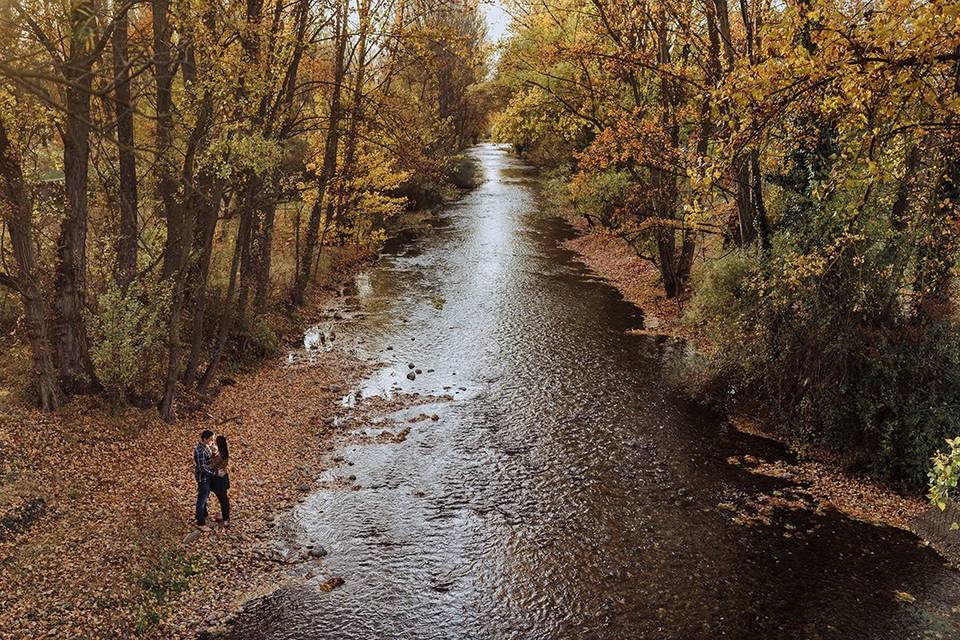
[309,546,328,558]
[407,371,416,381]
[318,576,345,592]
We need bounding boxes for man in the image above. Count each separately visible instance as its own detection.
[193,430,222,527]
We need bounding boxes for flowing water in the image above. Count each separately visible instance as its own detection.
[220,144,960,639]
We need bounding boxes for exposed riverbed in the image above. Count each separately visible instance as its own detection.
[218,144,960,639]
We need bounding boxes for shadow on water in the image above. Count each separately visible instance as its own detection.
[218,144,960,640]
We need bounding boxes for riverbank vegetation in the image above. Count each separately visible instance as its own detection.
[492,0,960,493]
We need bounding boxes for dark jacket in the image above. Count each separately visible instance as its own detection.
[210,453,230,491]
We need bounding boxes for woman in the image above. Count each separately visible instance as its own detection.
[209,434,231,527]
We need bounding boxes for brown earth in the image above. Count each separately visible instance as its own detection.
[563,218,693,340]
[0,348,366,639]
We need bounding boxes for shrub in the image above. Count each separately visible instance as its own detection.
[930,437,960,515]
[541,171,573,216]
[688,245,960,491]
[568,169,632,228]
[86,279,171,408]
[241,316,280,361]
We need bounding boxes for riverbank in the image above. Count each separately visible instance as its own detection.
[562,218,692,341]
[562,217,930,535]
[0,276,373,640]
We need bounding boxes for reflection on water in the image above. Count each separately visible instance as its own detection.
[221,144,960,640]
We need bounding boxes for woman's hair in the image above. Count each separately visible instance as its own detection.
[216,435,229,460]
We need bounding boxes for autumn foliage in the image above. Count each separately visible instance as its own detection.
[0,0,492,418]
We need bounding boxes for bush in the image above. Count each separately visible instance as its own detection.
[688,245,960,492]
[929,437,960,513]
[86,279,171,408]
[569,169,632,228]
[391,173,444,209]
[541,171,573,216]
[241,316,280,361]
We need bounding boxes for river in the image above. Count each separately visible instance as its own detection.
[218,144,960,639]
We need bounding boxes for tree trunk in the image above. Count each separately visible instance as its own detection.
[55,2,98,391]
[733,159,756,244]
[236,176,261,330]
[112,7,138,291]
[178,7,222,390]
[656,230,680,298]
[253,197,278,313]
[329,0,370,239]
[917,49,960,319]
[158,162,201,421]
[197,198,254,394]
[183,177,223,389]
[291,0,348,306]
[699,0,721,157]
[749,150,771,251]
[153,0,180,281]
[651,18,687,299]
[0,120,63,410]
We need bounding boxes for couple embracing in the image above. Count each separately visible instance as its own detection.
[194,429,231,528]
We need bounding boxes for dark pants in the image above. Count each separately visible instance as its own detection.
[196,479,210,525]
[211,475,230,521]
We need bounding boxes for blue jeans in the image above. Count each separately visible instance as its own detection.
[196,479,211,525]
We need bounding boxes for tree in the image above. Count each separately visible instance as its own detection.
[0,110,62,410]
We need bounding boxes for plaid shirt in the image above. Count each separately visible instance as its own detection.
[194,442,217,483]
